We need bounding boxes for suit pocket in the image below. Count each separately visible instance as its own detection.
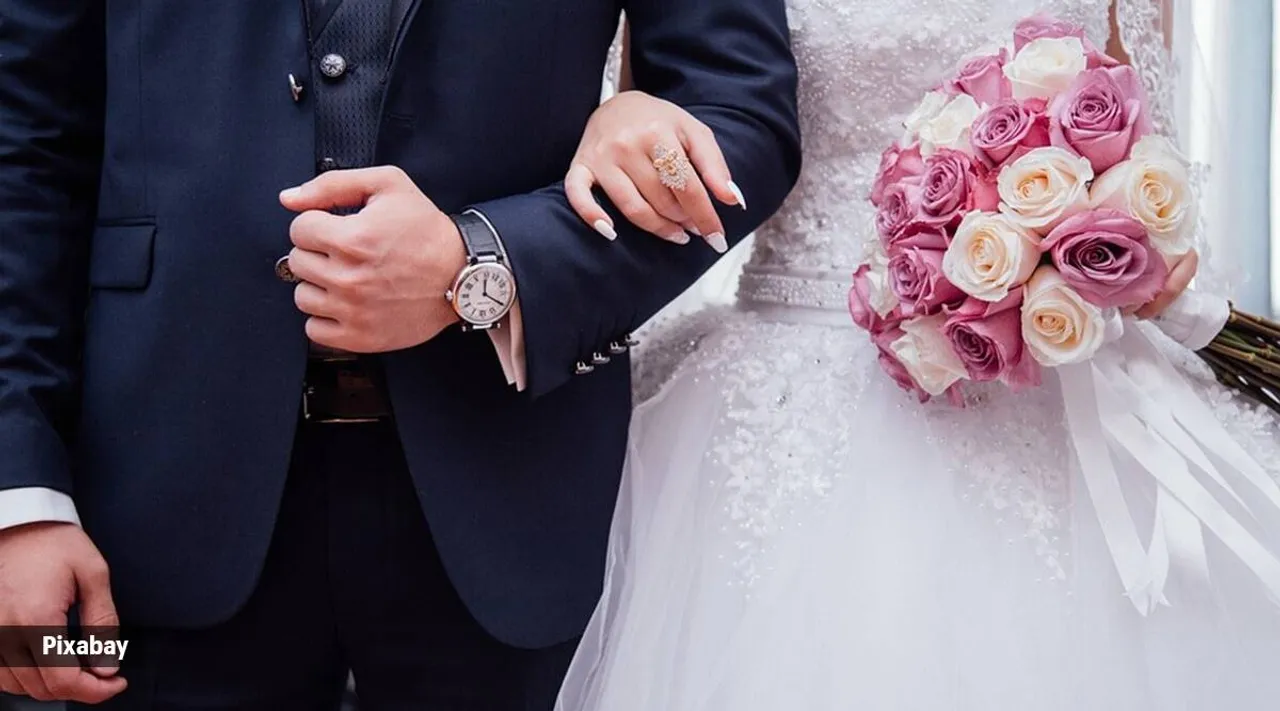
[89,222,156,289]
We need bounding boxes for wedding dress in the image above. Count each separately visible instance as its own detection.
[560,2,1280,710]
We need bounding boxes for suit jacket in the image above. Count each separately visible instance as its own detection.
[0,0,800,648]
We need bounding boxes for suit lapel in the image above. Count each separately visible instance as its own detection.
[387,0,423,75]
[304,0,343,41]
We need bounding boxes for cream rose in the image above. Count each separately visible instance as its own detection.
[864,241,900,317]
[890,315,968,395]
[997,146,1093,233]
[918,94,982,156]
[1020,266,1107,366]
[942,212,1040,302]
[902,90,949,144]
[1003,36,1087,101]
[1090,135,1197,257]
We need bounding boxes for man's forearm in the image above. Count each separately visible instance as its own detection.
[0,0,105,494]
[475,104,800,398]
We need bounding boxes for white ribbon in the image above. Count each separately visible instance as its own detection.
[1057,321,1280,615]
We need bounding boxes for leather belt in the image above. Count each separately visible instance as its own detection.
[303,357,394,424]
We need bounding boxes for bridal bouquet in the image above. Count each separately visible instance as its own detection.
[851,14,1280,616]
[853,14,1279,412]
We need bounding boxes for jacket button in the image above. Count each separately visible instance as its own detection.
[275,256,300,283]
[319,53,348,79]
[318,157,340,172]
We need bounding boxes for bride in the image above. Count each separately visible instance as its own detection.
[555,1,1280,710]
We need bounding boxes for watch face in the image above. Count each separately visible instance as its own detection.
[453,263,515,326]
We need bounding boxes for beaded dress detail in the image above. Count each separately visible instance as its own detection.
[560,2,1280,710]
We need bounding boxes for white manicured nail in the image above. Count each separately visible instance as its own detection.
[593,219,617,240]
[706,233,728,253]
[727,181,747,210]
[687,225,702,236]
[665,230,692,245]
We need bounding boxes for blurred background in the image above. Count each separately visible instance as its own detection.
[0,1,1276,709]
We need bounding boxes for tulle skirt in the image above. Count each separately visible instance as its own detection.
[557,307,1280,711]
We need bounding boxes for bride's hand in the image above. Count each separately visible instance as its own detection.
[1134,249,1200,319]
[565,91,745,253]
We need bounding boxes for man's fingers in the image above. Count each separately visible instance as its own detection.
[0,667,22,695]
[596,168,689,245]
[680,119,743,210]
[305,317,352,352]
[288,210,347,253]
[280,166,408,213]
[284,247,332,288]
[10,658,53,702]
[294,281,340,320]
[566,164,617,241]
[37,665,127,704]
[74,555,122,679]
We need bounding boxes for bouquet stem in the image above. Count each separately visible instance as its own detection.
[1199,307,1280,413]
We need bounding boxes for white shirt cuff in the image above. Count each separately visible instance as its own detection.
[486,297,528,391]
[0,487,81,531]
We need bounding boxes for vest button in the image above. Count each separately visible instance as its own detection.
[319,53,348,79]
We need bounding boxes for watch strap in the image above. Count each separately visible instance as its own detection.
[452,209,505,264]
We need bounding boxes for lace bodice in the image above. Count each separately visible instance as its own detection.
[738,0,1112,307]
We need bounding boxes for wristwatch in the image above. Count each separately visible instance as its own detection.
[445,209,517,331]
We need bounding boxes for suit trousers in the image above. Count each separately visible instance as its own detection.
[72,420,579,710]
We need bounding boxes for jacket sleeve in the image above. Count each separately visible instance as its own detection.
[0,1,105,494]
[472,0,800,399]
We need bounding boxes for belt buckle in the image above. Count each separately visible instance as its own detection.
[302,384,385,425]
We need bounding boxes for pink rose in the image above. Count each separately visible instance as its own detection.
[875,179,923,243]
[1041,209,1168,309]
[943,293,1041,389]
[872,327,929,402]
[871,142,925,206]
[1013,14,1119,69]
[917,149,999,229]
[884,223,950,264]
[888,247,965,317]
[850,264,901,334]
[969,98,1051,169]
[946,49,1012,106]
[1049,66,1152,173]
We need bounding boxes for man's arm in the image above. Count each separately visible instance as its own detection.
[473,0,800,398]
[0,0,105,514]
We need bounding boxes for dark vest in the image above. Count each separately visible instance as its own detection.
[305,0,414,356]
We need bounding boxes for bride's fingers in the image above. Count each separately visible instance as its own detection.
[565,163,617,240]
[596,167,691,244]
[680,117,745,210]
[1136,249,1199,320]
[648,139,727,253]
[621,154,690,228]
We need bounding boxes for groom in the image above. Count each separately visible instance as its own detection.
[0,0,799,708]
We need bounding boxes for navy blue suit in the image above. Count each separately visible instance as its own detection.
[0,0,798,673]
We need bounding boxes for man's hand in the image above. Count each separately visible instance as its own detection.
[279,166,467,352]
[0,522,127,703]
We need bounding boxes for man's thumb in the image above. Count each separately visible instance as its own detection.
[74,558,122,677]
